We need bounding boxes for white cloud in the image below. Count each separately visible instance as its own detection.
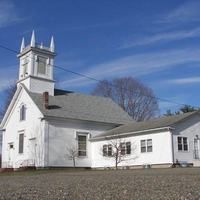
[0,0,21,28]
[59,47,200,88]
[0,79,15,92]
[158,1,200,24]
[166,77,200,85]
[120,27,200,48]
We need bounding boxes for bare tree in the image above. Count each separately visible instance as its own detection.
[0,83,17,119]
[102,135,136,169]
[66,145,78,168]
[92,77,159,121]
[164,105,199,116]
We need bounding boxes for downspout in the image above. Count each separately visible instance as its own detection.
[47,121,49,167]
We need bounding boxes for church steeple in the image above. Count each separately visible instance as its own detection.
[20,37,25,53]
[17,31,56,96]
[30,30,36,47]
[50,36,55,52]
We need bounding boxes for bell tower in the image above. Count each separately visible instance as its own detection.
[17,31,56,96]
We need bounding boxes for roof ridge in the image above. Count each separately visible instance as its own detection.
[93,111,200,139]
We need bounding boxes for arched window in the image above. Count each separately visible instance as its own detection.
[20,104,26,121]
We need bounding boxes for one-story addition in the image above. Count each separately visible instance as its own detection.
[1,32,200,169]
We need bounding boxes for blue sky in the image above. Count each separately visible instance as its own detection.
[0,0,200,114]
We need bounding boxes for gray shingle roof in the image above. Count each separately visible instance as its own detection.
[93,111,199,138]
[28,89,133,124]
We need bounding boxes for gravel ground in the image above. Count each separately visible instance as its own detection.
[0,168,200,200]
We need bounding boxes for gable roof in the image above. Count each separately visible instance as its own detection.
[93,111,199,139]
[28,89,133,125]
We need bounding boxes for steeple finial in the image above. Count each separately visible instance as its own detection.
[20,37,25,52]
[50,36,55,52]
[40,42,43,49]
[30,30,36,47]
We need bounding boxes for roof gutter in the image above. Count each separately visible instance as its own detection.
[90,126,174,141]
[40,115,128,125]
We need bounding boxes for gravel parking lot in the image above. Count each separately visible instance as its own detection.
[0,168,200,200]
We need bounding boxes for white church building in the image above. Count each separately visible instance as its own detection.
[1,32,200,169]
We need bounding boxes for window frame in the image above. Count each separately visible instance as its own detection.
[77,132,88,157]
[194,138,199,159]
[19,104,26,121]
[37,56,47,75]
[18,133,24,154]
[103,144,113,157]
[120,142,131,155]
[126,142,131,155]
[141,139,153,153]
[177,136,189,152]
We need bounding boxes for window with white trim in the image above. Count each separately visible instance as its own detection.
[120,142,131,155]
[77,134,87,157]
[20,105,26,121]
[103,144,112,156]
[19,133,24,154]
[178,137,188,151]
[141,139,153,153]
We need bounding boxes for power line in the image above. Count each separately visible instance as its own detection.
[0,44,18,54]
[0,43,199,109]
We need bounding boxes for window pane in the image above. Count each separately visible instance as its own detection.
[147,139,152,152]
[126,142,131,154]
[108,145,112,156]
[147,146,152,152]
[183,137,188,151]
[20,105,26,121]
[147,139,152,146]
[120,143,126,155]
[103,145,107,156]
[38,57,46,75]
[184,144,188,151]
[78,135,87,156]
[141,147,146,153]
[141,140,146,153]
[141,140,146,147]
[19,134,24,154]
[178,137,183,151]
[23,57,28,76]
[183,137,187,144]
[178,144,182,151]
[178,137,182,144]
[78,151,86,156]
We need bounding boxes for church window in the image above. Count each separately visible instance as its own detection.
[20,105,26,121]
[103,144,112,156]
[23,57,28,76]
[141,139,152,153]
[19,133,24,154]
[178,137,188,151]
[37,56,47,75]
[77,133,87,157]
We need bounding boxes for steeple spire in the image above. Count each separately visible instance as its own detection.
[30,30,36,47]
[20,37,25,52]
[50,36,55,52]
[18,31,56,96]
